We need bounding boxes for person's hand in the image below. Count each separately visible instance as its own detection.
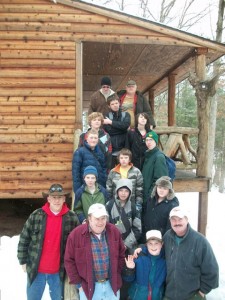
[103,118,112,125]
[198,291,205,298]
[22,264,27,272]
[133,247,142,258]
[125,255,135,269]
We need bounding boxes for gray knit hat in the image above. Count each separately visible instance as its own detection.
[151,176,175,200]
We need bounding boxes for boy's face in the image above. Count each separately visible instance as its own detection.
[109,100,120,112]
[119,154,130,167]
[87,133,98,148]
[47,195,65,213]
[84,174,96,188]
[90,118,101,130]
[157,186,169,199]
[117,188,130,202]
[146,239,163,256]
[145,137,156,150]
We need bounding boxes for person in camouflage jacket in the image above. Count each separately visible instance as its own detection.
[17,184,79,300]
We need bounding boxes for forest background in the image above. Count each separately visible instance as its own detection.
[82,0,225,192]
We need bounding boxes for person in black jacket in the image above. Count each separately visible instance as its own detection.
[125,112,150,170]
[143,176,179,237]
[103,98,131,169]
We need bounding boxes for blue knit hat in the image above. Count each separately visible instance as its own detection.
[83,166,98,178]
[146,130,158,144]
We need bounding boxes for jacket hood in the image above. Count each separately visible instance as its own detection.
[151,184,175,200]
[115,178,133,198]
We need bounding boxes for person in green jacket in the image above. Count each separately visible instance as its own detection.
[74,165,109,223]
[142,131,168,203]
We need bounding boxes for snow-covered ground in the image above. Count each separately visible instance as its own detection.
[0,190,224,300]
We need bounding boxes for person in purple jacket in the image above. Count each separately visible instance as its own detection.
[64,203,126,300]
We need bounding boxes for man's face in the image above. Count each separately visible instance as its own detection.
[88,215,107,234]
[86,133,98,148]
[84,174,96,188]
[145,137,156,150]
[157,186,169,199]
[119,154,130,167]
[126,84,137,94]
[90,118,101,130]
[101,85,110,94]
[109,100,120,112]
[48,195,65,213]
[170,216,188,237]
[146,239,163,256]
[117,188,130,202]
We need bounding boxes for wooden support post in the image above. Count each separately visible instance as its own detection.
[168,74,176,126]
[148,89,155,116]
[198,192,208,235]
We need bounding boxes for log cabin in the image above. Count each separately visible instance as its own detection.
[0,0,225,234]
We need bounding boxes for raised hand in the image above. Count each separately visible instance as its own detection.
[125,255,135,269]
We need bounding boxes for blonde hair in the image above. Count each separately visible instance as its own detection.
[88,112,104,126]
[86,129,99,137]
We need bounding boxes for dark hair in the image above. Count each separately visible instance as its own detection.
[107,97,120,106]
[135,113,150,130]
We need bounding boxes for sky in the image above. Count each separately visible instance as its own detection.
[0,190,225,299]
[81,0,223,41]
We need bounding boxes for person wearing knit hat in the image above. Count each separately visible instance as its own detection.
[143,176,179,237]
[142,131,169,204]
[74,165,109,224]
[88,76,119,116]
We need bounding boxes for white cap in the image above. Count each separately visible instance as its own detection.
[88,203,108,218]
[169,206,188,219]
[146,230,162,242]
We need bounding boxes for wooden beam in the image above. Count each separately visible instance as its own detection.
[168,73,176,126]
[195,48,207,81]
[148,89,155,116]
[198,192,208,235]
[173,177,209,193]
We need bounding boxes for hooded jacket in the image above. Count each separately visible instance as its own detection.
[164,224,219,300]
[106,179,142,251]
[117,89,156,127]
[17,203,79,285]
[106,163,143,208]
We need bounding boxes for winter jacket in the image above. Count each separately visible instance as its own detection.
[17,204,79,285]
[88,89,119,116]
[123,246,166,300]
[125,128,149,170]
[142,147,168,203]
[74,183,109,223]
[106,179,142,252]
[117,90,156,127]
[79,128,112,171]
[64,222,126,300]
[106,163,143,208]
[144,187,179,235]
[72,141,107,192]
[103,108,131,154]
[163,224,219,300]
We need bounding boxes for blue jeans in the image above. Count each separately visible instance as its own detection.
[79,280,120,300]
[27,272,62,300]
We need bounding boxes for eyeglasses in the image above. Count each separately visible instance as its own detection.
[102,85,110,88]
[49,185,63,193]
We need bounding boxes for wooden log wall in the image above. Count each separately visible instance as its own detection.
[0,0,78,198]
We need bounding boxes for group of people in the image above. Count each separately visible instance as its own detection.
[17,77,219,300]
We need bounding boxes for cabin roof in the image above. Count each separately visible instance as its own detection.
[56,0,225,99]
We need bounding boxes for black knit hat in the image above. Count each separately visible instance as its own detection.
[101,76,111,86]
